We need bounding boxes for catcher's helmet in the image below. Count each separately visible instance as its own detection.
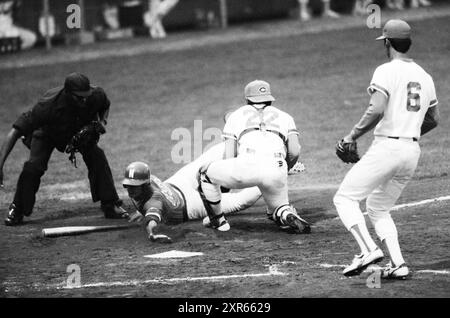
[122,162,151,187]
[244,80,275,104]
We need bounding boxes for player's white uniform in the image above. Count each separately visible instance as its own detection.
[205,104,299,211]
[334,58,438,236]
[166,142,262,220]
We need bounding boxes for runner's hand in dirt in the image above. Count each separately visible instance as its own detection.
[149,233,173,244]
[146,220,172,243]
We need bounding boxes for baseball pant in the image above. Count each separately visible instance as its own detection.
[334,137,421,238]
[165,145,262,220]
[13,135,120,216]
[205,153,289,212]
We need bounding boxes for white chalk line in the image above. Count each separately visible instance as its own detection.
[416,270,450,275]
[318,264,450,276]
[390,195,450,211]
[329,195,450,221]
[59,265,286,290]
[360,195,450,216]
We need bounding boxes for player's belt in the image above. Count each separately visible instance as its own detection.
[238,127,287,145]
[387,136,418,142]
[245,148,284,158]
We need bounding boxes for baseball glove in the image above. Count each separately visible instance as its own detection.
[335,139,360,164]
[65,121,105,167]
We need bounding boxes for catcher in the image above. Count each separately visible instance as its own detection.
[0,73,129,226]
[123,142,263,243]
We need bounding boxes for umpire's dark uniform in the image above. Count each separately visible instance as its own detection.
[3,73,128,225]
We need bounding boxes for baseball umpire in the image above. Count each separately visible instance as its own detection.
[0,72,129,225]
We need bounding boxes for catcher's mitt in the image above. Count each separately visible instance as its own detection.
[65,121,105,167]
[335,139,360,164]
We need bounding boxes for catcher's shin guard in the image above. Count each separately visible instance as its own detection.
[272,205,311,234]
[198,167,230,231]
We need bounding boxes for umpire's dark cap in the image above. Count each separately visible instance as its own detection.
[64,73,93,97]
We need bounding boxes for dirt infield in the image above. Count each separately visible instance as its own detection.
[1,175,449,298]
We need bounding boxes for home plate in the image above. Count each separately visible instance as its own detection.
[144,250,204,259]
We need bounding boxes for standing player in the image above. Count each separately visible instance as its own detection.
[123,142,262,243]
[0,0,36,50]
[333,20,439,279]
[197,80,311,234]
[298,0,340,21]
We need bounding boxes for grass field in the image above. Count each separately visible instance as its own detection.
[0,11,449,298]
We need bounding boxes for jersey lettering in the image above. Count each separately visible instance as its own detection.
[244,108,280,130]
[406,82,421,112]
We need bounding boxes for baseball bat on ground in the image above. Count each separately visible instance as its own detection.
[42,224,138,237]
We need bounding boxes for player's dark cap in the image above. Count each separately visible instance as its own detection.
[64,72,93,97]
[376,19,411,40]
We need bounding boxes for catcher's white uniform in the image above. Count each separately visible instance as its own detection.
[166,142,262,220]
[205,104,299,211]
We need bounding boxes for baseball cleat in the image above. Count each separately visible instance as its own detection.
[286,213,311,234]
[215,219,230,232]
[202,216,211,227]
[343,248,384,277]
[4,203,24,226]
[300,11,311,22]
[204,215,230,232]
[381,262,409,280]
[323,9,340,18]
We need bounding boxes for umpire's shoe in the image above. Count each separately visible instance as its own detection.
[4,203,24,226]
[101,201,129,219]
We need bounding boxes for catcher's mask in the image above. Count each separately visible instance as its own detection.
[122,162,151,187]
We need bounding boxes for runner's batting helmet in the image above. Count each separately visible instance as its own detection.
[122,162,151,187]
